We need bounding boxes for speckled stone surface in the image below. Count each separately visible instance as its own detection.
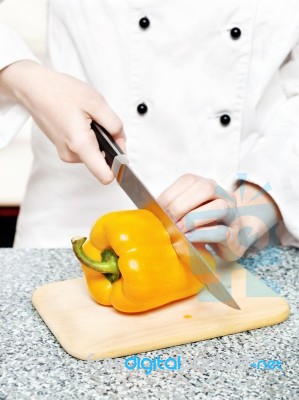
[0,246,298,400]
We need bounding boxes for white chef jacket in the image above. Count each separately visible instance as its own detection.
[0,0,299,248]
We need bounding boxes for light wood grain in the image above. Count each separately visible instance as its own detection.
[32,262,290,360]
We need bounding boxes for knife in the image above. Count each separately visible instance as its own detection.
[92,121,240,310]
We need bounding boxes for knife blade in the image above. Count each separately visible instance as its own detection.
[92,121,240,310]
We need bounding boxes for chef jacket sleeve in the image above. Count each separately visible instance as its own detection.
[0,24,39,149]
[238,38,299,246]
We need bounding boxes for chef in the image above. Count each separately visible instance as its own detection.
[0,0,298,260]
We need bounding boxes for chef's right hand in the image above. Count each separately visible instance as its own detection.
[0,60,125,184]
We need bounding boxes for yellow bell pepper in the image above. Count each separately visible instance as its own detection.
[71,209,215,313]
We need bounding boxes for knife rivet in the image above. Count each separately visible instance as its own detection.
[137,103,148,115]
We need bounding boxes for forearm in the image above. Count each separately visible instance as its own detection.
[0,22,40,101]
[0,61,40,149]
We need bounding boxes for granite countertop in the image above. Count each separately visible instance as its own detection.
[0,246,298,400]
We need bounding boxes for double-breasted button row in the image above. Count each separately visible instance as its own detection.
[136,19,240,123]
[137,17,150,114]
[218,27,241,125]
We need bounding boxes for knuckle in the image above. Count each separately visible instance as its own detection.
[86,91,104,106]
[67,140,79,153]
[59,150,73,163]
[182,173,198,184]
[202,184,214,198]
[208,178,217,189]
[67,136,87,153]
[205,179,217,196]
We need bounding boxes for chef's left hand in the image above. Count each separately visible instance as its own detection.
[158,174,281,261]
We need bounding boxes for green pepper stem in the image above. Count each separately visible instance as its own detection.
[71,236,120,283]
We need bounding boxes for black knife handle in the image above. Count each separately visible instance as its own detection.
[91,120,124,168]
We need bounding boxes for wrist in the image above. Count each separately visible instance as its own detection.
[0,60,42,102]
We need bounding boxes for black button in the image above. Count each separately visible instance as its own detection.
[137,103,148,115]
[230,27,241,40]
[139,17,150,29]
[220,114,231,126]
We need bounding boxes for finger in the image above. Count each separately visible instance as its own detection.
[185,225,228,243]
[70,127,114,184]
[209,243,241,262]
[89,96,126,150]
[210,227,246,261]
[177,199,230,232]
[57,146,81,163]
[158,174,199,208]
[187,225,244,261]
[115,135,127,154]
[164,178,220,222]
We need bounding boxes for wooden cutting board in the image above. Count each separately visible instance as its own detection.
[32,260,289,360]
